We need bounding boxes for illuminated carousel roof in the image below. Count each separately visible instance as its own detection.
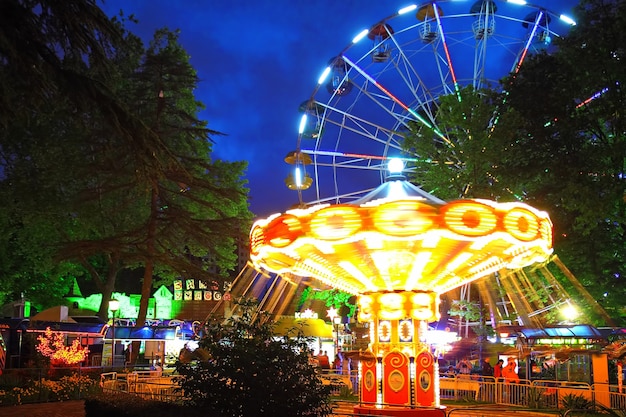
[250,177,553,296]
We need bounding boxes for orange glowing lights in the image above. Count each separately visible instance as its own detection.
[372,201,436,236]
[310,206,362,240]
[36,327,89,366]
[442,201,497,236]
[250,197,552,297]
[357,291,440,322]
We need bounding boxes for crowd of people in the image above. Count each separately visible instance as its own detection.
[442,356,520,383]
[310,350,352,374]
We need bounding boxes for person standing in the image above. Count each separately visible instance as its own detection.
[457,357,472,377]
[502,359,519,382]
[493,359,504,380]
[481,358,494,377]
[502,358,520,404]
[318,350,330,371]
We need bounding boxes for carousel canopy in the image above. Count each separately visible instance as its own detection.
[250,177,553,297]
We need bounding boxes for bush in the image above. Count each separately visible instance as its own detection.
[175,298,333,417]
[85,392,206,417]
[0,372,99,405]
[560,393,593,413]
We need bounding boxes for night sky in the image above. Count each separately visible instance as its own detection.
[99,0,579,219]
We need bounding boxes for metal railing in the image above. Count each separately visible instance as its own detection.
[440,374,626,411]
[100,370,183,402]
[99,369,626,412]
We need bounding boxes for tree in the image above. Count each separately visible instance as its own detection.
[175,298,333,417]
[298,287,357,318]
[0,2,252,320]
[403,0,626,325]
[498,0,626,324]
[0,0,134,308]
[36,327,89,366]
[404,85,525,201]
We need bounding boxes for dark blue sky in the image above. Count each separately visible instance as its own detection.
[99,0,579,219]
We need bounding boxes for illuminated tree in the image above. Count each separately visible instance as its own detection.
[36,327,89,366]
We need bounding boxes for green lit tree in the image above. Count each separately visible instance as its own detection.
[175,298,333,417]
[0,0,135,307]
[0,1,252,319]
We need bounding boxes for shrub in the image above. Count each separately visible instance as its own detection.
[0,372,99,405]
[85,392,206,417]
[175,298,333,417]
[560,393,593,412]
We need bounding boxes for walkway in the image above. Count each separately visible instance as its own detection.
[0,400,559,417]
[0,400,86,417]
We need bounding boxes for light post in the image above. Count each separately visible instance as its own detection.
[333,316,342,357]
[327,308,341,357]
[109,299,119,368]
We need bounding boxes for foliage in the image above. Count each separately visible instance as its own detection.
[448,300,481,322]
[84,391,207,417]
[403,0,626,326]
[175,298,333,417]
[595,403,626,417]
[498,0,626,325]
[298,287,357,318]
[0,1,251,319]
[36,327,89,366]
[560,393,594,413]
[0,372,98,405]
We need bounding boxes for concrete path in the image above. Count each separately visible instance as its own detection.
[0,400,86,417]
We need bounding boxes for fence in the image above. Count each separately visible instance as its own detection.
[440,374,626,411]
[99,369,626,412]
[100,370,182,402]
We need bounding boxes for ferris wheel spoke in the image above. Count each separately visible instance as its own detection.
[433,4,461,101]
[290,1,576,208]
[513,9,547,74]
[342,55,450,143]
[316,89,414,145]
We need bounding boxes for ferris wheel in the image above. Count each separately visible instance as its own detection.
[277,1,614,330]
[285,0,577,206]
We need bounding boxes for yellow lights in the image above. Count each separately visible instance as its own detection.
[310,206,362,239]
[266,214,302,248]
[372,201,435,236]
[442,201,497,236]
[378,293,406,320]
[357,291,439,322]
[503,207,540,241]
[250,197,553,297]
[561,303,579,322]
[358,294,374,322]
[411,292,440,321]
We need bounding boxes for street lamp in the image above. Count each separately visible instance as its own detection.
[109,299,119,368]
[333,316,342,356]
[326,308,341,357]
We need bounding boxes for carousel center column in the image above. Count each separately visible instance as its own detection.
[357,290,442,411]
